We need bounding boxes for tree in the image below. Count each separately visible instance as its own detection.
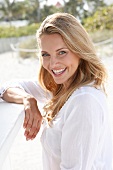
[83,4,113,31]
[24,0,47,23]
[0,0,16,22]
[0,0,48,23]
[65,0,85,20]
[64,0,106,20]
[41,4,63,21]
[85,0,106,15]
[11,1,29,20]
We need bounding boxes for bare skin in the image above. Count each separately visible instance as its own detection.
[2,87,42,140]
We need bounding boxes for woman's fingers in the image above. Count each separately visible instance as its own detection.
[24,118,42,140]
[25,120,41,140]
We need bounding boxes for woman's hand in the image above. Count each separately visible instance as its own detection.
[2,87,42,140]
[23,95,43,140]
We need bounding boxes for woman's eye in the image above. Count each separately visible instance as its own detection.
[59,51,66,55]
[41,53,49,57]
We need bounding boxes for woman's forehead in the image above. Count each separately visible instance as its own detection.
[39,34,67,51]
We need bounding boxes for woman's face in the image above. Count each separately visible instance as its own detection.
[39,33,80,86]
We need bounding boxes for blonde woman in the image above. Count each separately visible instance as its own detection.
[0,13,112,169]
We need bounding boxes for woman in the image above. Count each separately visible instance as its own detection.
[0,13,112,169]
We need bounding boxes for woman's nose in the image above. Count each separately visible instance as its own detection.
[50,56,58,67]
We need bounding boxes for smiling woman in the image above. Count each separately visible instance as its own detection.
[0,12,113,170]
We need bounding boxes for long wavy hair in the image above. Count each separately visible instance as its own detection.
[36,13,107,122]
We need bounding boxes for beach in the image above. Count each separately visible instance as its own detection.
[0,49,113,170]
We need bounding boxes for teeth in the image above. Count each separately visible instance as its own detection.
[52,68,66,74]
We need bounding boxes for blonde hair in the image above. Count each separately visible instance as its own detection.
[36,12,107,122]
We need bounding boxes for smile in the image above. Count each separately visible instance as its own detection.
[52,68,66,75]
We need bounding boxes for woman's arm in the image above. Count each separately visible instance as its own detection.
[2,87,31,104]
[0,80,43,140]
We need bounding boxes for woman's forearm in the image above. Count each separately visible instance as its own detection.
[2,87,32,104]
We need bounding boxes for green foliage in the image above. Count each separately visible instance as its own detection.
[0,23,40,38]
[0,26,16,37]
[0,0,108,23]
[63,0,106,20]
[83,5,113,32]
[65,0,84,19]
[41,5,63,21]
[0,0,15,20]
[11,1,28,20]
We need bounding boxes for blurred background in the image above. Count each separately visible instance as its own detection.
[0,0,113,170]
[0,0,113,55]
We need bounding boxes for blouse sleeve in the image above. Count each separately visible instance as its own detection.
[0,78,51,103]
[60,93,105,170]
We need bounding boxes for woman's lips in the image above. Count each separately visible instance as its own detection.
[52,68,66,75]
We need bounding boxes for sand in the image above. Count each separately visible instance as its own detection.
[0,48,113,170]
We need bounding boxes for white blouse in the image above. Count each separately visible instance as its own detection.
[0,79,113,170]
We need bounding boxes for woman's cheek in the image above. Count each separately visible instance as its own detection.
[42,59,48,70]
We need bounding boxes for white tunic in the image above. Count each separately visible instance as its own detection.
[0,79,113,170]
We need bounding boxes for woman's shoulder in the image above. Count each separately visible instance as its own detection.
[62,86,107,122]
[64,85,107,114]
[73,85,106,101]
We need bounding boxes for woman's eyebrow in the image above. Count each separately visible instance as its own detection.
[41,47,68,53]
[56,47,68,52]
